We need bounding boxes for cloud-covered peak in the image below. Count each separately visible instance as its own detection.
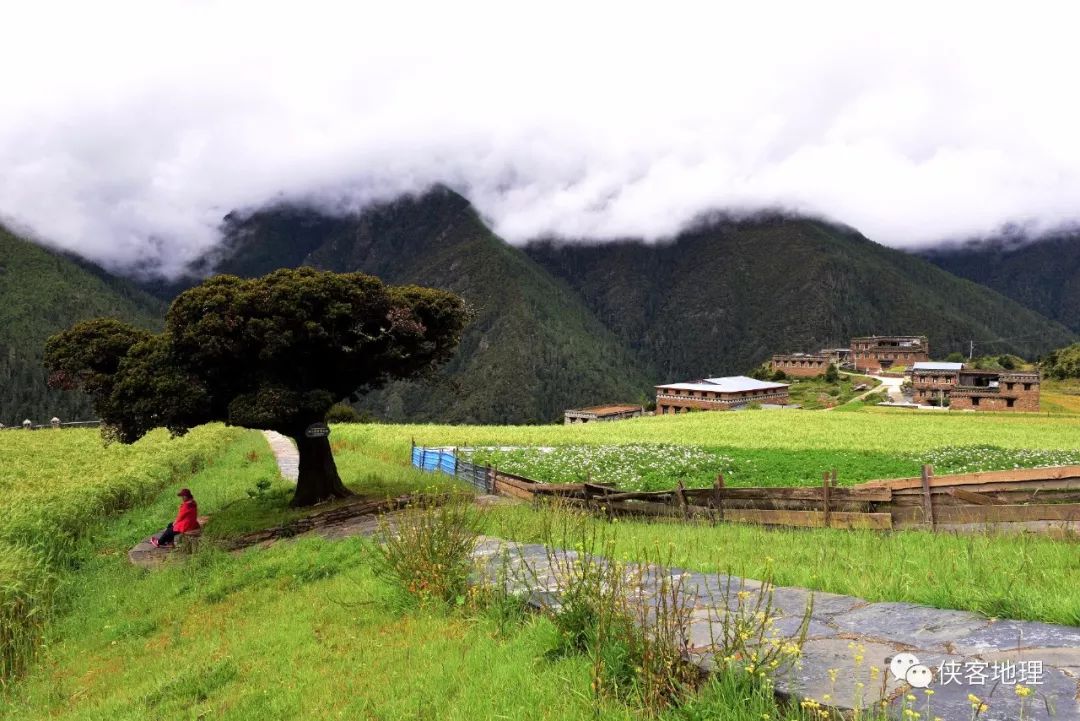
[3,1,1080,276]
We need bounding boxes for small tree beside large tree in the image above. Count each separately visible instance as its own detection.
[45,268,468,506]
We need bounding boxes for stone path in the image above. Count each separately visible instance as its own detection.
[262,430,299,482]
[260,426,1080,720]
[473,537,1080,721]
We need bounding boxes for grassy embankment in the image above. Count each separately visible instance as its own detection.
[784,373,879,410]
[0,425,243,684]
[1042,379,1080,414]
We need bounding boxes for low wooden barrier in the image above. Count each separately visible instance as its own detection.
[411,446,1080,536]
[494,463,1080,536]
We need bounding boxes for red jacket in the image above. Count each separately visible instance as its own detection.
[173,499,200,533]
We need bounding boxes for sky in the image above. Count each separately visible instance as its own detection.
[2,1,1079,277]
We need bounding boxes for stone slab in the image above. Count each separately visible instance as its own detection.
[831,602,991,649]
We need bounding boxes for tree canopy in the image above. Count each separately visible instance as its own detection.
[1041,343,1080,380]
[45,268,468,505]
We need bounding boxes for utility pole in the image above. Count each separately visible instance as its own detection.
[969,340,975,360]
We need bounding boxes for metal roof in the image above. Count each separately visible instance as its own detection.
[912,362,964,371]
[566,405,642,416]
[657,376,789,393]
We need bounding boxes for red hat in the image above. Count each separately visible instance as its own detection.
[177,488,193,498]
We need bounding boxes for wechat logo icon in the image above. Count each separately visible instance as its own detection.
[889,653,933,689]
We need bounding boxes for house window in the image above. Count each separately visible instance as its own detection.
[1023,383,1032,391]
[1007,399,1015,408]
[972,397,981,407]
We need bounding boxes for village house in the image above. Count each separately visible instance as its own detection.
[770,353,831,378]
[820,347,852,367]
[655,376,790,414]
[910,362,1040,411]
[563,404,644,425]
[851,335,929,372]
[910,361,964,406]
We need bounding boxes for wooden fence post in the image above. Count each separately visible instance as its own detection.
[676,479,689,520]
[713,474,725,524]
[822,472,832,528]
[921,464,936,530]
[487,465,495,494]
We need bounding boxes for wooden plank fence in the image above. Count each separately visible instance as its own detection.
[411,446,1080,537]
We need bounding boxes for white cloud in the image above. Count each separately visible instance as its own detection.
[2,0,1079,276]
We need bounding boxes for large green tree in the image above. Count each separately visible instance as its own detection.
[45,268,468,506]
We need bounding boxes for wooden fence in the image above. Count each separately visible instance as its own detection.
[420,454,1078,538]
[526,465,1080,535]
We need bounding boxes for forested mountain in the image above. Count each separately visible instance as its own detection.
[0,225,164,425]
[5,188,1076,425]
[212,188,652,423]
[525,217,1075,380]
[921,234,1080,333]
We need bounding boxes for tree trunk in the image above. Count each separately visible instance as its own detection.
[289,432,353,507]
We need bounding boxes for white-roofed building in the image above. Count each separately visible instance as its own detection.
[655,375,790,414]
[912,362,965,372]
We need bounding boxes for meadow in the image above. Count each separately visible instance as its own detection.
[0,425,243,685]
[330,408,1080,491]
[3,407,1079,719]
[0,429,738,721]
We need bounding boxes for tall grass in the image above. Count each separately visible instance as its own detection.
[0,425,242,687]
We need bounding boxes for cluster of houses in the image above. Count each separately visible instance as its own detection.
[564,335,1041,423]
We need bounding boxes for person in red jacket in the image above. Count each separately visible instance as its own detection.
[151,488,200,547]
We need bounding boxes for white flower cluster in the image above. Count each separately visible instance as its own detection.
[914,445,1080,475]
[471,444,737,491]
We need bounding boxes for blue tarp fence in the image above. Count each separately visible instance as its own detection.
[411,446,492,492]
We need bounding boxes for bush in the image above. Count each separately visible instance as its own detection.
[325,403,369,424]
[1041,343,1080,379]
[770,369,787,381]
[372,495,481,607]
[824,363,839,382]
[526,513,702,712]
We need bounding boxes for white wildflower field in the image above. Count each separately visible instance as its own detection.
[468,443,1080,491]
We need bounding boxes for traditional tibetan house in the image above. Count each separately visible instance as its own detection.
[770,353,831,378]
[910,362,1040,411]
[655,376,790,414]
[850,335,929,372]
[563,404,644,425]
[910,361,964,405]
[950,370,1040,412]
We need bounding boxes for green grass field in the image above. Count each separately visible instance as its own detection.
[0,430,682,721]
[3,407,1079,719]
[0,425,243,684]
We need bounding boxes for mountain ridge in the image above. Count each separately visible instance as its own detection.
[0,225,165,424]
[920,233,1080,333]
[3,187,1075,425]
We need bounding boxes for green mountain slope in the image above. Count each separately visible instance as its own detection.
[0,225,164,425]
[921,234,1080,333]
[214,188,653,423]
[525,217,1076,381]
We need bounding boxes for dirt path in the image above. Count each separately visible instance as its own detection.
[261,430,299,482]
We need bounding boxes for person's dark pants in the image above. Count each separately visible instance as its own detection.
[157,522,179,546]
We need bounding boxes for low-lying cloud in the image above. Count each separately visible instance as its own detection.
[3,1,1080,277]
